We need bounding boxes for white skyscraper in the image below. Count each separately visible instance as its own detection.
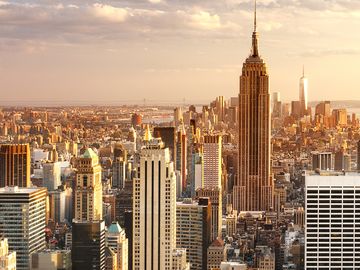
[299,66,308,117]
[305,172,360,269]
[133,137,176,270]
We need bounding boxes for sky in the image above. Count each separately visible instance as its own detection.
[0,0,359,105]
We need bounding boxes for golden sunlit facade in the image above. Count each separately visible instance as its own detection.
[233,6,273,212]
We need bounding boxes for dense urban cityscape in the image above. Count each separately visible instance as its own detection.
[0,1,360,270]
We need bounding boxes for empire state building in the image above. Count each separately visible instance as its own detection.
[233,2,273,212]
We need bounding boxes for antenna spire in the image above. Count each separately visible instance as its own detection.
[303,65,305,77]
[254,0,257,32]
[251,0,259,57]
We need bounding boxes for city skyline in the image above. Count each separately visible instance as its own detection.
[0,0,359,105]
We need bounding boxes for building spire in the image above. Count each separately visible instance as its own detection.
[302,65,305,77]
[252,0,259,57]
[254,0,257,32]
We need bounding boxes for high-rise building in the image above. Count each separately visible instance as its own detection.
[112,143,127,189]
[299,67,308,117]
[176,127,187,192]
[176,198,211,270]
[133,138,176,270]
[106,222,128,270]
[207,238,227,270]
[0,144,30,188]
[0,186,47,270]
[0,238,16,270]
[72,148,105,270]
[74,148,103,222]
[43,161,61,191]
[196,188,222,242]
[311,151,333,171]
[154,127,176,164]
[305,172,360,269]
[332,109,348,126]
[72,220,106,270]
[172,249,190,270]
[31,250,71,270]
[233,4,273,212]
[272,92,282,118]
[48,189,66,223]
[315,101,331,117]
[203,135,222,189]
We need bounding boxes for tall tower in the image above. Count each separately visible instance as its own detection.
[233,1,273,212]
[72,148,105,270]
[299,66,308,117]
[133,137,176,270]
[74,148,103,222]
[0,144,30,188]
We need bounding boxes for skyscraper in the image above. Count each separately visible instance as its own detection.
[43,161,61,191]
[72,148,105,270]
[0,186,47,270]
[305,172,360,269]
[0,144,30,188]
[233,3,273,212]
[133,137,176,270]
[112,143,127,189]
[203,135,222,189]
[106,222,129,270]
[299,66,308,117]
[176,198,211,270]
[74,148,103,221]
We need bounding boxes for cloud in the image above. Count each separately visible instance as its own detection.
[190,11,222,30]
[148,0,165,4]
[90,3,129,22]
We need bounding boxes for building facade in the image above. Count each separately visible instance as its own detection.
[233,8,273,212]
[305,173,360,269]
[0,144,30,188]
[0,187,47,270]
[133,138,176,270]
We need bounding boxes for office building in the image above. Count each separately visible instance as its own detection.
[233,5,273,212]
[74,148,103,222]
[133,137,176,270]
[0,238,16,270]
[31,250,71,270]
[72,148,105,270]
[203,135,222,189]
[207,238,227,270]
[176,198,211,270]
[311,151,333,171]
[196,188,222,241]
[172,249,190,270]
[299,67,308,117]
[112,143,127,189]
[0,144,30,187]
[106,222,128,270]
[0,187,47,270]
[305,172,360,269]
[315,101,331,117]
[48,189,66,223]
[43,161,61,191]
[72,220,106,270]
[176,127,187,192]
[154,127,176,164]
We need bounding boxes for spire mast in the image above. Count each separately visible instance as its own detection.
[254,0,257,32]
[251,0,259,57]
